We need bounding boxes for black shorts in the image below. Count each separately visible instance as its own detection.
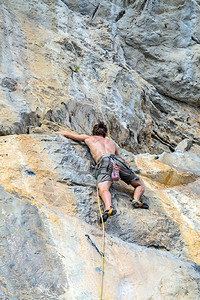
[95,155,139,185]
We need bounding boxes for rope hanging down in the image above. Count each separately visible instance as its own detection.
[97,186,105,300]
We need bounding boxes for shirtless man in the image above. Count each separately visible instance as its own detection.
[54,121,148,222]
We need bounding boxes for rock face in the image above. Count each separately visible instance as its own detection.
[0,0,200,153]
[116,0,200,105]
[0,0,200,299]
[0,134,200,299]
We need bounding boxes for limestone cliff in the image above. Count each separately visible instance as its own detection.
[0,1,200,299]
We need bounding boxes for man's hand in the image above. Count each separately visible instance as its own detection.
[52,131,67,135]
[52,130,89,142]
[123,158,130,165]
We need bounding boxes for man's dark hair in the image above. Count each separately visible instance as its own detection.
[92,122,107,137]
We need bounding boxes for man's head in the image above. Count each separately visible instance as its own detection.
[92,121,107,137]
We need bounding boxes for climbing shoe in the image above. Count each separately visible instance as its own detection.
[100,207,117,223]
[132,199,149,209]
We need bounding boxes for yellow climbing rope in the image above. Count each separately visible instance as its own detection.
[97,186,105,300]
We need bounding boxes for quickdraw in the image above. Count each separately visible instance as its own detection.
[85,234,104,256]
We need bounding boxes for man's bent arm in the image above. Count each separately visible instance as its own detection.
[53,131,89,142]
[115,147,129,164]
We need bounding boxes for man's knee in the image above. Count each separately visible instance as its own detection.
[131,179,145,191]
[98,184,106,192]
[98,180,111,189]
[98,185,108,194]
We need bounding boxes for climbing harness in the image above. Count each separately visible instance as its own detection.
[85,234,104,256]
[97,186,105,300]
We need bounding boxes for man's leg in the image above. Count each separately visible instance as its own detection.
[97,180,117,223]
[130,178,148,208]
[130,178,145,201]
[97,180,112,210]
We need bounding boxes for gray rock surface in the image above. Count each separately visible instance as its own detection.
[0,0,200,299]
[0,0,199,154]
[116,0,200,105]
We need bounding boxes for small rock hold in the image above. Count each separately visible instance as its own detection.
[1,77,17,91]
[176,139,193,152]
[25,169,36,177]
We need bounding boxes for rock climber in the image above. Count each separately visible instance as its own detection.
[53,121,148,222]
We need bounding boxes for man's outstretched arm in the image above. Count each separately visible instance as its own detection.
[53,131,89,142]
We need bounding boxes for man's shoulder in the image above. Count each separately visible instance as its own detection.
[85,135,94,140]
[105,137,116,145]
[88,135,100,140]
[86,136,116,145]
[84,135,95,143]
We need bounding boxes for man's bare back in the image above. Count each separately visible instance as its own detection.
[85,136,117,163]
